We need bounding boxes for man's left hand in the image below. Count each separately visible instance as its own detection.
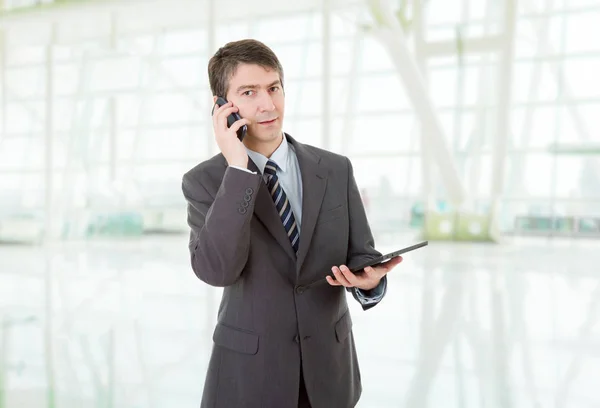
[326,256,403,291]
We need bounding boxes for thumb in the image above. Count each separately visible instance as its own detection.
[364,266,379,278]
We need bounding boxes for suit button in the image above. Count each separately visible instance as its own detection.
[245,188,253,195]
[244,194,251,202]
[294,335,300,343]
[295,286,305,294]
[238,207,247,214]
[241,201,249,208]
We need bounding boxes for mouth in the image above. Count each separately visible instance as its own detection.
[258,118,277,125]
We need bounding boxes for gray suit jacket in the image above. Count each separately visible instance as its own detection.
[182,134,386,408]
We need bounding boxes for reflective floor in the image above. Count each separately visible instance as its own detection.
[0,233,598,407]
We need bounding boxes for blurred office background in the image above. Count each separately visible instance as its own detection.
[0,0,599,406]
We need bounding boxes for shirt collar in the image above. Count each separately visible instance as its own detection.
[245,132,290,175]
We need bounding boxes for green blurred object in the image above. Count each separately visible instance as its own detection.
[579,218,600,233]
[515,216,578,233]
[409,203,425,228]
[548,142,600,155]
[422,211,494,242]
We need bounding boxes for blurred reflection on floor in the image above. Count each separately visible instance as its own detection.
[0,234,598,407]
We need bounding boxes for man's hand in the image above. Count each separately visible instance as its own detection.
[326,256,403,291]
[212,100,251,168]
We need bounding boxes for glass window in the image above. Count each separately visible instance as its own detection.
[5,102,45,133]
[355,73,411,113]
[152,56,203,90]
[509,153,555,197]
[163,29,206,55]
[566,11,600,53]
[424,0,464,25]
[275,41,323,79]
[89,57,141,91]
[511,106,560,148]
[144,93,198,125]
[6,45,45,66]
[512,61,559,103]
[343,113,419,155]
[563,57,600,98]
[349,156,422,195]
[254,13,319,43]
[360,37,395,73]
[6,66,45,99]
[216,22,249,46]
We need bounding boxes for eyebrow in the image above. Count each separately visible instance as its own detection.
[236,80,281,93]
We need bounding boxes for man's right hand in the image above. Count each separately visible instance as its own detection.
[212,101,251,168]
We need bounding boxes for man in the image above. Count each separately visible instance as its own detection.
[181,39,403,408]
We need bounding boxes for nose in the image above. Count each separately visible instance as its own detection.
[257,91,275,112]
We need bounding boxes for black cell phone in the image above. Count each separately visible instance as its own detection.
[349,241,428,273]
[212,96,247,142]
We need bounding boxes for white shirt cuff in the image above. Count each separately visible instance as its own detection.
[230,165,257,174]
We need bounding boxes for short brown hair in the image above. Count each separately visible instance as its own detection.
[208,39,284,98]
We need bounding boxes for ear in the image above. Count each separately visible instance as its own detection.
[212,95,218,104]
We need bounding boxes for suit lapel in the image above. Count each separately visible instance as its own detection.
[222,134,328,278]
[287,135,328,276]
[248,158,297,263]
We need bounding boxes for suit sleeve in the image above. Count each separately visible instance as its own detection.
[182,166,263,287]
[345,157,387,310]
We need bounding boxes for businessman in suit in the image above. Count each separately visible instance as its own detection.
[182,39,403,408]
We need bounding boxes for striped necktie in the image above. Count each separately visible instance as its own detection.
[263,159,300,253]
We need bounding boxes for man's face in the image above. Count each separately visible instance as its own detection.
[224,63,285,144]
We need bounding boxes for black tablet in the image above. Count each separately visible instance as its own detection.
[350,241,428,273]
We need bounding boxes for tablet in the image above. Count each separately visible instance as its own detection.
[350,241,428,273]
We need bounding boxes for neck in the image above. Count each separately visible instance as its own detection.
[243,132,284,158]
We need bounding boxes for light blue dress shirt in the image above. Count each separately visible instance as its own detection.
[231,134,385,306]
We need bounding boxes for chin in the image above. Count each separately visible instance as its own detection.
[251,128,283,142]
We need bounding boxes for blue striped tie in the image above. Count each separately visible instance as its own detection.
[263,159,300,254]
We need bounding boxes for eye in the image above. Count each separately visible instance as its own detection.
[243,90,255,96]
[270,86,280,92]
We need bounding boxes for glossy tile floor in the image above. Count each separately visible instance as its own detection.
[0,233,597,407]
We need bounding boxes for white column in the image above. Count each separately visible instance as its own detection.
[207,0,217,157]
[321,0,331,150]
[412,0,435,212]
[0,318,7,408]
[109,13,118,183]
[367,0,466,206]
[44,25,56,242]
[340,30,363,156]
[490,0,517,214]
[44,23,57,408]
[0,28,5,142]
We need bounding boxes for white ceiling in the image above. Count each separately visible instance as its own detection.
[0,0,365,46]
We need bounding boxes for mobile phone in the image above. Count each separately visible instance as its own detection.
[349,241,428,273]
[212,96,247,142]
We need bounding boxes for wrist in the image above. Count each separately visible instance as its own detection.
[228,156,248,169]
[358,279,380,292]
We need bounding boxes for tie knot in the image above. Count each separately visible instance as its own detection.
[264,160,278,176]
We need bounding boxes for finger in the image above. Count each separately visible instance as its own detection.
[212,102,227,128]
[326,275,342,286]
[339,265,360,286]
[331,267,352,287]
[364,265,382,279]
[385,256,403,266]
[380,256,403,271]
[212,101,231,121]
[230,118,251,133]
[216,106,239,129]
[212,103,235,128]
